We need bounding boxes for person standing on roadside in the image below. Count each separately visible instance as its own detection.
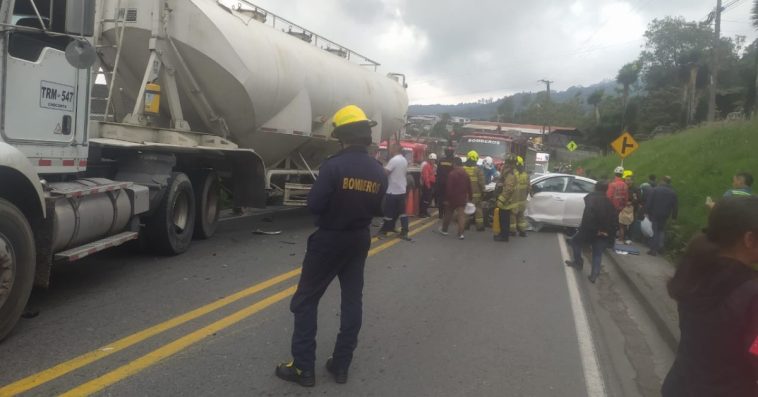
[378,143,410,240]
[645,176,678,256]
[276,105,387,387]
[707,172,754,209]
[494,157,517,242]
[565,180,617,283]
[463,151,486,231]
[662,196,758,397]
[419,153,437,218]
[439,157,472,240]
[481,156,497,185]
[618,170,639,244]
[639,174,657,202]
[510,156,530,237]
[607,166,629,214]
[435,147,455,220]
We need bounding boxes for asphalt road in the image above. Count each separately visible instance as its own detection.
[0,210,671,396]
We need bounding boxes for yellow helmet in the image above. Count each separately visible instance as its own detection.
[623,170,634,179]
[332,105,377,129]
[467,151,479,162]
[516,156,524,166]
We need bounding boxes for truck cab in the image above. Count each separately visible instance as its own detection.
[454,134,513,166]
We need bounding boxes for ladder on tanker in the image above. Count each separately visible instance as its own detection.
[91,3,129,123]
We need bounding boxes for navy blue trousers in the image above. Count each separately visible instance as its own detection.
[290,228,370,371]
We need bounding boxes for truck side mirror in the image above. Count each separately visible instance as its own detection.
[65,0,96,36]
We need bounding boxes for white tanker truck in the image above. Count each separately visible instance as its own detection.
[0,0,408,340]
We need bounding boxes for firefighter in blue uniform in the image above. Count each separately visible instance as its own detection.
[276,105,388,387]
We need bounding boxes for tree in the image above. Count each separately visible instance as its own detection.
[753,0,758,29]
[616,61,641,127]
[586,89,604,126]
[639,18,713,128]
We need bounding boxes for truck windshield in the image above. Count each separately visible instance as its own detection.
[456,138,509,159]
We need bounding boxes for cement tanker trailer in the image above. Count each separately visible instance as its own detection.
[95,0,409,198]
[0,0,406,340]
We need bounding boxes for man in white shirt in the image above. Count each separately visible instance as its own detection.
[378,143,410,240]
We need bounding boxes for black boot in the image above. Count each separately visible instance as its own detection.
[275,362,315,387]
[326,357,349,384]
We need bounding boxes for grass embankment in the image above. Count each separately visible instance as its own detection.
[579,120,758,259]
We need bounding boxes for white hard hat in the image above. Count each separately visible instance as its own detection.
[464,202,476,215]
[483,156,494,168]
[614,166,625,175]
[429,153,437,160]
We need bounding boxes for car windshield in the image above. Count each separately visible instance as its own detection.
[456,138,509,159]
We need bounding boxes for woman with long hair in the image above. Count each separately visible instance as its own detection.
[662,195,758,396]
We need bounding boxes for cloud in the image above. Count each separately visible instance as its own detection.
[250,0,757,105]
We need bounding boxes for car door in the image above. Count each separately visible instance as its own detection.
[526,176,570,225]
[563,178,596,227]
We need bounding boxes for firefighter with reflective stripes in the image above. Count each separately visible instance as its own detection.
[510,156,530,237]
[463,151,486,231]
[494,156,517,241]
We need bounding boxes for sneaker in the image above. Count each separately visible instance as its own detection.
[326,357,348,384]
[437,228,449,236]
[519,231,527,237]
[458,234,465,240]
[275,362,315,387]
[588,275,597,284]
[399,232,412,241]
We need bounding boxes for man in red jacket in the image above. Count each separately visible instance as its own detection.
[439,157,472,240]
[420,153,437,218]
[607,166,629,214]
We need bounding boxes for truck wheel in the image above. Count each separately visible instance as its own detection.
[0,199,36,341]
[146,173,196,255]
[192,171,220,240]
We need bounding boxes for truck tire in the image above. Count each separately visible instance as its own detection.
[0,199,36,342]
[146,172,196,255]
[192,171,220,240]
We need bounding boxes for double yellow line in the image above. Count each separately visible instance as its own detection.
[0,215,438,396]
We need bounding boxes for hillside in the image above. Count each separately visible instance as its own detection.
[409,80,617,119]
[579,120,758,258]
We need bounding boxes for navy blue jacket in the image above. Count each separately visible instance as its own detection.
[308,146,388,231]
[646,184,678,221]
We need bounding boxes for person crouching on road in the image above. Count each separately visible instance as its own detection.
[420,153,437,218]
[378,143,410,240]
[435,147,455,220]
[463,151,486,231]
[662,196,758,397]
[494,157,517,242]
[276,105,388,387]
[565,180,617,283]
[510,156,530,237]
[439,157,472,240]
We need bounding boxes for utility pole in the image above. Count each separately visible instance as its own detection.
[707,0,722,122]
[539,79,553,136]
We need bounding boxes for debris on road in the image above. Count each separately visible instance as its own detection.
[253,230,283,236]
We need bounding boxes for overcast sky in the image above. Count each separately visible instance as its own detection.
[251,0,757,105]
